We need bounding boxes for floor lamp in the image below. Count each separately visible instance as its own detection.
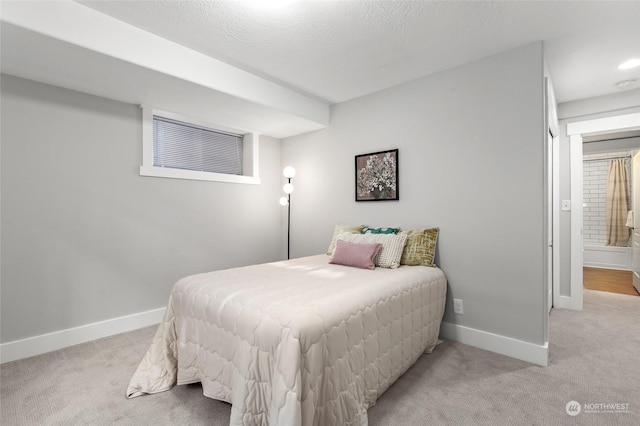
[279,166,296,259]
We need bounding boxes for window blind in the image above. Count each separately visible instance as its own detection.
[153,116,243,175]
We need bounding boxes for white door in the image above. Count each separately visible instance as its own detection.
[632,152,640,292]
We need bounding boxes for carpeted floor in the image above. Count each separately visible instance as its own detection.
[2,289,639,425]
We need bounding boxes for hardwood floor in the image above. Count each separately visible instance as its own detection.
[583,267,640,296]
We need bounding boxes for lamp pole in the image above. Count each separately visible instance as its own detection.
[287,176,291,260]
[281,166,296,260]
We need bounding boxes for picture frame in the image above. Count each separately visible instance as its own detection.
[355,149,399,201]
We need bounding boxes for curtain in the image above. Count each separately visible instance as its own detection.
[606,158,630,246]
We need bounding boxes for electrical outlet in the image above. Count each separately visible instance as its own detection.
[453,299,464,315]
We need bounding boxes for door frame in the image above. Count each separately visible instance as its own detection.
[565,112,640,310]
[544,78,559,348]
[550,129,559,313]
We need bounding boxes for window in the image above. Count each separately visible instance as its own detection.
[153,116,243,175]
[140,107,260,184]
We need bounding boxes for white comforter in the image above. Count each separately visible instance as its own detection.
[127,255,447,425]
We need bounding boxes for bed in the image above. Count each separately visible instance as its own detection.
[127,254,447,425]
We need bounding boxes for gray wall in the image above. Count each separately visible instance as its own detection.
[583,137,640,154]
[556,90,640,297]
[282,43,547,345]
[0,75,284,343]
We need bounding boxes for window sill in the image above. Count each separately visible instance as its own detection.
[140,166,261,185]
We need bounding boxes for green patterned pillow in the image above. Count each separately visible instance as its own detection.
[400,228,439,267]
[363,227,400,234]
[327,225,365,255]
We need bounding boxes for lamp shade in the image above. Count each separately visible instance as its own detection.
[283,183,294,194]
[283,166,296,179]
[279,196,289,206]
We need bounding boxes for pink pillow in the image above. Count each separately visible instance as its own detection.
[329,239,383,270]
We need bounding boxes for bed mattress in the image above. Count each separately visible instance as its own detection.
[127,254,447,425]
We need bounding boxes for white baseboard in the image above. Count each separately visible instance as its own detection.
[583,261,631,271]
[2,312,549,366]
[554,294,583,311]
[439,321,549,367]
[0,308,165,364]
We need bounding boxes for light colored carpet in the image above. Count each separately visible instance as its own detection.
[2,289,639,425]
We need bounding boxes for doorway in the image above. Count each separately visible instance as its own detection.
[565,112,640,310]
[581,140,640,297]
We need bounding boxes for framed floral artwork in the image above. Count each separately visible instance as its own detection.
[355,149,399,201]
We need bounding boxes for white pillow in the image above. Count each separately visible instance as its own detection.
[327,225,365,255]
[337,231,407,268]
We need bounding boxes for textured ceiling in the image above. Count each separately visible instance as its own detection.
[77,0,640,104]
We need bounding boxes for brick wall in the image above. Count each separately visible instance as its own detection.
[582,152,632,246]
